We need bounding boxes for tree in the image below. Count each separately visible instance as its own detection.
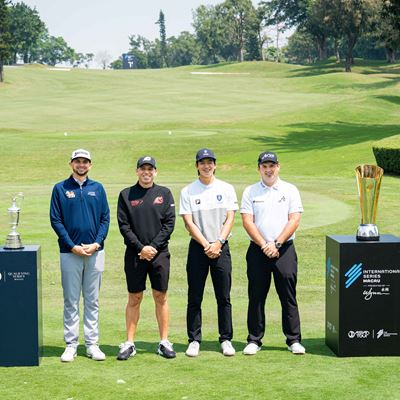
[95,50,112,69]
[72,52,94,68]
[110,57,123,69]
[193,4,225,64]
[264,0,310,27]
[244,8,262,60]
[286,30,319,64]
[9,2,46,64]
[332,0,381,72]
[156,10,168,67]
[167,31,201,66]
[378,0,400,62]
[219,0,255,61]
[37,35,75,66]
[128,34,151,68]
[0,0,11,82]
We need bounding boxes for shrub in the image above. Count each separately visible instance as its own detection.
[373,134,400,175]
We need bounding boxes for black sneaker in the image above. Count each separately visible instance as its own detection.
[157,341,176,359]
[117,341,136,360]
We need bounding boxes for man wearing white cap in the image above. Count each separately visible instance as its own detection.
[50,149,110,362]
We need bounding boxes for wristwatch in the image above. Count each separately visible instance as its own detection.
[217,237,226,245]
[274,240,282,249]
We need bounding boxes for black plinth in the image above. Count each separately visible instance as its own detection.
[326,235,400,357]
[0,246,42,366]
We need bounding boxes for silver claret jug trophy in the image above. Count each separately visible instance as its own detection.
[4,193,24,250]
[355,165,383,241]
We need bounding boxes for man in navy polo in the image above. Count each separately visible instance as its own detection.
[50,149,110,362]
[241,151,306,355]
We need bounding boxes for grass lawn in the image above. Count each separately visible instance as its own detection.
[0,59,399,400]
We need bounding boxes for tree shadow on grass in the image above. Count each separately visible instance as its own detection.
[286,60,400,78]
[375,95,400,106]
[250,122,400,153]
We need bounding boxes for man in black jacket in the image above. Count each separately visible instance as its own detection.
[117,156,176,359]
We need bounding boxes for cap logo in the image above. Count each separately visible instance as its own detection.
[262,153,274,159]
[144,156,151,161]
[74,151,88,157]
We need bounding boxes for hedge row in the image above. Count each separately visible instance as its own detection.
[373,134,400,175]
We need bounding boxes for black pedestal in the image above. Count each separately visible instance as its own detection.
[326,235,400,357]
[0,246,42,366]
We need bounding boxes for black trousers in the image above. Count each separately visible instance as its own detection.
[246,241,301,346]
[186,239,233,343]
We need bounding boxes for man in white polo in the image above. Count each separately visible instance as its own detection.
[241,151,306,355]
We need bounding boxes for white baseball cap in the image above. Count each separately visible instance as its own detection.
[71,149,91,161]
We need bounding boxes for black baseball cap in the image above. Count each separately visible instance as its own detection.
[137,156,157,168]
[258,151,278,165]
[196,148,216,162]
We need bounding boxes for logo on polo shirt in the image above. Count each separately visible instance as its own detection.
[88,191,96,197]
[195,199,201,205]
[153,196,164,205]
[65,191,75,198]
[217,195,222,202]
[130,199,143,207]
[278,196,286,203]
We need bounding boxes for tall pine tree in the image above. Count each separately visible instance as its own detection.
[156,10,168,67]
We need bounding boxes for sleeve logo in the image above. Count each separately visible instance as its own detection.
[153,196,164,204]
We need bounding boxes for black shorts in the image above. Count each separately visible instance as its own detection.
[124,247,170,293]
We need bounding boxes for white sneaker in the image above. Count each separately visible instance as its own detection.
[185,341,200,357]
[288,342,306,355]
[221,340,235,356]
[243,342,261,355]
[86,344,106,361]
[61,344,77,362]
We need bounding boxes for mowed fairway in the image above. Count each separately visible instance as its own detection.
[0,60,399,400]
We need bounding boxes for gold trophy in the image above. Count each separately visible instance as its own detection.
[4,193,24,250]
[355,165,383,241]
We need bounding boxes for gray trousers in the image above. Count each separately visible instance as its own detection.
[60,250,105,346]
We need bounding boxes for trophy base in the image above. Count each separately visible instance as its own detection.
[356,224,379,241]
[4,234,24,250]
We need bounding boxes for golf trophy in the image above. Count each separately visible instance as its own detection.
[355,165,383,241]
[4,193,24,250]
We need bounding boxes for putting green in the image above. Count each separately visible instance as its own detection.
[300,191,353,230]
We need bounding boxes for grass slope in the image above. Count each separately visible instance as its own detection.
[0,60,399,400]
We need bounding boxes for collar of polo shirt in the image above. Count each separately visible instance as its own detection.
[260,177,281,190]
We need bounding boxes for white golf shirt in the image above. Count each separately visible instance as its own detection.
[240,178,303,242]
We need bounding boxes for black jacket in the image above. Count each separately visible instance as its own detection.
[117,183,175,252]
